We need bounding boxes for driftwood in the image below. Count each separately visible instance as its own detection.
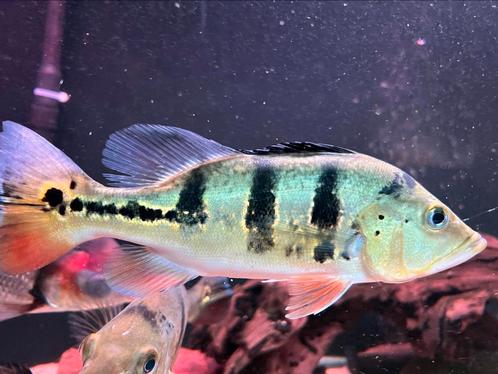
[186,234,498,374]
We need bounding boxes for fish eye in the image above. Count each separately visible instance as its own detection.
[426,207,449,229]
[143,356,156,373]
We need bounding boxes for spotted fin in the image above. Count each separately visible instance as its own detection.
[284,276,352,319]
[0,121,87,273]
[103,245,198,298]
[102,124,240,187]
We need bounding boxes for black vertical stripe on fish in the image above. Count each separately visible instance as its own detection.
[313,240,335,263]
[174,169,208,225]
[126,304,159,330]
[245,167,277,253]
[378,174,403,197]
[310,167,341,229]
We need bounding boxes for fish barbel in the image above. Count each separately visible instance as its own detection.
[0,121,487,318]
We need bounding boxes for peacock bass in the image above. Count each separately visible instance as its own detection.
[0,121,486,318]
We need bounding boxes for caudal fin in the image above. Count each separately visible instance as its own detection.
[0,121,89,273]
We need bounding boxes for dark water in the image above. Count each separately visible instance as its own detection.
[0,0,497,368]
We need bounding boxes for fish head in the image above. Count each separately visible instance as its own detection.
[79,314,168,374]
[357,177,487,283]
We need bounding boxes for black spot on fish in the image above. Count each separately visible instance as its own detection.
[285,244,304,258]
[126,304,158,329]
[378,174,403,197]
[164,210,177,221]
[174,169,208,225]
[70,180,77,189]
[285,246,293,257]
[310,167,341,229]
[138,205,164,222]
[42,188,63,207]
[58,204,66,215]
[245,167,277,253]
[375,230,380,236]
[103,203,118,215]
[313,240,335,263]
[70,198,83,212]
[340,252,351,260]
[119,201,140,219]
[85,201,105,215]
[378,215,384,220]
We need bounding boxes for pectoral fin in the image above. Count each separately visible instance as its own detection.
[284,276,352,319]
[103,245,198,298]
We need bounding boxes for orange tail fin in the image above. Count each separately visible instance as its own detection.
[0,121,90,273]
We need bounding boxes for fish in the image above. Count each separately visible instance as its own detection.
[0,121,487,319]
[0,238,130,321]
[71,277,232,374]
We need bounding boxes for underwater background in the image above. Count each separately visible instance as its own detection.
[0,1,497,372]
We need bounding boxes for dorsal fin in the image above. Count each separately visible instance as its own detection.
[0,363,32,374]
[68,303,127,344]
[240,142,355,156]
[102,125,239,187]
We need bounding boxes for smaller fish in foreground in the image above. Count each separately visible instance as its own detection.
[71,277,232,374]
[0,238,130,322]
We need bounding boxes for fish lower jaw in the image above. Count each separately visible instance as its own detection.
[430,233,487,274]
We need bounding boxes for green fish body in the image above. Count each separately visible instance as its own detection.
[0,121,486,318]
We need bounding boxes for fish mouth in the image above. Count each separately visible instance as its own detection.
[431,232,487,274]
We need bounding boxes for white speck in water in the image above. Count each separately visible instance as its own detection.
[88,131,93,136]
[150,99,154,104]
[343,2,348,6]
[279,20,285,26]
[262,101,267,105]
[174,2,180,8]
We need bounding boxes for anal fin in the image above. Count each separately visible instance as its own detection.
[103,245,198,298]
[284,276,352,319]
